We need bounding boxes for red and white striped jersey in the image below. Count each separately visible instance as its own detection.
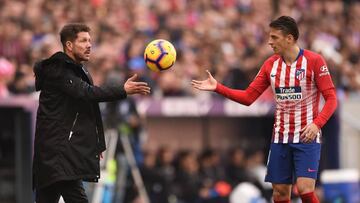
[249,49,335,143]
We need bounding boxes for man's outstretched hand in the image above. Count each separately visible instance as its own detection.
[124,74,151,95]
[191,70,217,91]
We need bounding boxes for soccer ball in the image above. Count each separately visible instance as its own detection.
[144,39,176,72]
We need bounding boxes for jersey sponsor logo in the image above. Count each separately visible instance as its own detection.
[275,86,302,101]
[319,65,330,77]
[320,65,328,72]
[295,69,305,81]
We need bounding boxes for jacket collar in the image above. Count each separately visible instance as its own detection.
[49,52,94,85]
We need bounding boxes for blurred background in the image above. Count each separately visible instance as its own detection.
[0,0,360,202]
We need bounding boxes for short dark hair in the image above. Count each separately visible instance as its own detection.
[269,16,299,41]
[60,23,91,47]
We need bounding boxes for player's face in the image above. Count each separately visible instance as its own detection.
[70,32,91,62]
[268,28,291,55]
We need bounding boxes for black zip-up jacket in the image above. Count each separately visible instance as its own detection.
[33,52,127,189]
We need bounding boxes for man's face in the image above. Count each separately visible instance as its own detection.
[70,32,91,62]
[268,28,291,55]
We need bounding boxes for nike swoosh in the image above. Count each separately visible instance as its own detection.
[307,168,317,172]
[271,74,276,77]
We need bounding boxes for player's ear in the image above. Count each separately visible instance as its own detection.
[286,34,294,44]
[66,41,73,50]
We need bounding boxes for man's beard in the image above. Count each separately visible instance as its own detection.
[74,52,89,62]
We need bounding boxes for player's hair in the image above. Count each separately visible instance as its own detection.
[269,16,299,41]
[60,23,91,47]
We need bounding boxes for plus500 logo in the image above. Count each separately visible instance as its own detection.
[275,87,302,101]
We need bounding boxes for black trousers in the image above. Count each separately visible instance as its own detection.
[35,180,88,203]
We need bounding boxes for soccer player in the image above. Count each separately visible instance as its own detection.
[192,16,337,203]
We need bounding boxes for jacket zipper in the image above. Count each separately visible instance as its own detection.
[68,112,79,140]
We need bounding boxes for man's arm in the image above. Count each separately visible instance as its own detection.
[215,84,261,106]
[301,88,337,143]
[48,65,150,102]
[301,55,337,143]
[313,55,337,128]
[62,71,127,102]
[313,88,337,128]
[192,64,270,106]
[215,63,270,105]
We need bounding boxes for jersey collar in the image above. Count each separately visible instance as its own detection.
[281,48,304,65]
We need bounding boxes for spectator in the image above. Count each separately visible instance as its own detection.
[156,146,176,203]
[0,58,15,97]
[225,147,249,187]
[0,0,359,96]
[173,150,202,203]
[140,150,168,203]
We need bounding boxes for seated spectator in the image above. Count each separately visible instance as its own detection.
[0,58,15,98]
[173,150,202,203]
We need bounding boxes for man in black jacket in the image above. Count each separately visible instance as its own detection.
[32,23,150,203]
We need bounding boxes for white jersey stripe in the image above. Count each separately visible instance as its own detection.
[293,107,301,142]
[316,131,321,143]
[282,111,289,143]
[274,110,281,143]
[270,59,279,90]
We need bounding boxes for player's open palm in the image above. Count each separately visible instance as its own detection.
[124,74,151,95]
[191,70,217,91]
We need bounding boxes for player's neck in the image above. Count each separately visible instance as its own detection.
[282,45,300,66]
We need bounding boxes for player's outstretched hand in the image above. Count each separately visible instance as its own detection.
[191,70,217,91]
[124,74,151,95]
[300,123,320,143]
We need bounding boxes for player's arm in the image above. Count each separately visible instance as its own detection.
[214,84,261,106]
[313,88,337,129]
[312,55,338,128]
[192,65,270,106]
[301,88,337,143]
[301,56,337,143]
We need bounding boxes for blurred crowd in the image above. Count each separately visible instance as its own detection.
[0,0,360,98]
[120,145,272,203]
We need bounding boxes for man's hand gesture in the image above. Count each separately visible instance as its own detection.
[124,74,151,95]
[300,123,320,143]
[191,70,217,91]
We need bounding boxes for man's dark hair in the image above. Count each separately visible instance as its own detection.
[60,23,91,47]
[269,16,299,41]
